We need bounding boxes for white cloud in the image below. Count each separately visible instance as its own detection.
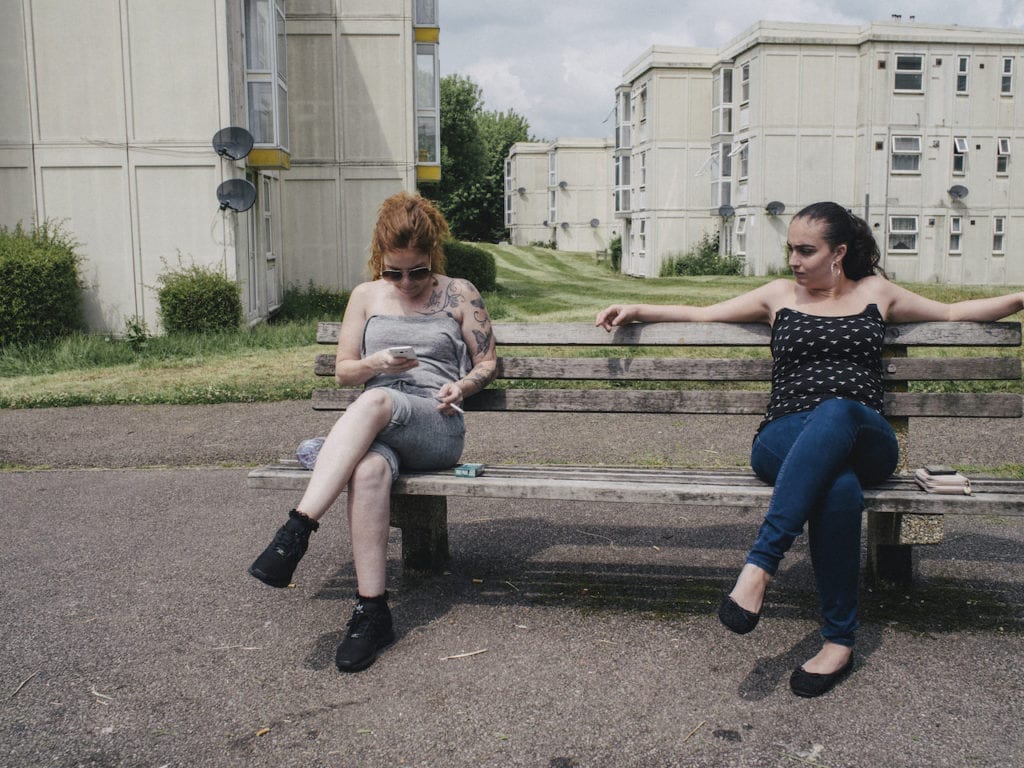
[439,0,1023,139]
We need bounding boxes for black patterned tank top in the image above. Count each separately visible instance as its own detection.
[762,303,886,428]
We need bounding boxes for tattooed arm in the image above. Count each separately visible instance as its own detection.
[435,279,497,407]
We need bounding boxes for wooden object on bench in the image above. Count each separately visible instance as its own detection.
[248,320,1024,584]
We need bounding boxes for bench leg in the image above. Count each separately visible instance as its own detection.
[865,510,944,585]
[389,494,449,574]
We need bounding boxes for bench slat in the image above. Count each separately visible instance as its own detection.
[317,320,1022,347]
[311,387,1021,417]
[315,354,1020,382]
[247,462,1024,517]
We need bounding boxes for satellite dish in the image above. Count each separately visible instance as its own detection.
[216,179,257,212]
[560,222,570,230]
[718,205,735,218]
[948,185,969,200]
[542,220,549,227]
[558,180,568,190]
[517,186,526,195]
[765,200,785,215]
[212,126,254,160]
[590,218,600,227]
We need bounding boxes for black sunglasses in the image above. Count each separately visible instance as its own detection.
[381,266,432,282]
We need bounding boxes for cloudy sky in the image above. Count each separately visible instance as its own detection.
[438,1,1024,141]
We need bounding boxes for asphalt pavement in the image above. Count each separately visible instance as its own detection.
[1,402,1022,767]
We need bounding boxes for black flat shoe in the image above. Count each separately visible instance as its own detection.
[718,595,760,634]
[790,654,855,698]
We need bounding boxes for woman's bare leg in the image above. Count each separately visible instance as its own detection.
[296,389,392,520]
[346,453,393,597]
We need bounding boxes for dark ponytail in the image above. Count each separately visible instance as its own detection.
[794,201,883,280]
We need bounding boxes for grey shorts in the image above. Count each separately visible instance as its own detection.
[368,387,465,480]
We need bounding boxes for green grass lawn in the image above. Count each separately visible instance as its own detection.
[1,243,1021,408]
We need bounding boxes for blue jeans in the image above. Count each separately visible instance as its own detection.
[747,398,899,647]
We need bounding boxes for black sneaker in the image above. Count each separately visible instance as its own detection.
[248,509,319,588]
[335,597,395,673]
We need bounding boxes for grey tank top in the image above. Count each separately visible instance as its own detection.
[361,314,473,398]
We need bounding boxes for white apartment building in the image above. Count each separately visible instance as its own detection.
[0,0,440,334]
[614,20,1024,285]
[505,138,616,252]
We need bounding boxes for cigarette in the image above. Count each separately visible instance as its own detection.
[436,397,464,414]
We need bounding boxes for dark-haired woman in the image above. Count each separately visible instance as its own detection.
[249,192,496,672]
[597,201,1023,696]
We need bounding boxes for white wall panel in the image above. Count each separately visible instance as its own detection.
[126,0,220,141]
[0,160,35,227]
[135,165,224,330]
[282,176,341,290]
[339,34,405,161]
[30,0,126,141]
[288,33,337,160]
[0,0,31,143]
[40,165,134,331]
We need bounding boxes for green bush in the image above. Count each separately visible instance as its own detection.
[609,235,622,271]
[157,262,242,334]
[659,231,743,277]
[275,283,350,322]
[0,221,84,347]
[443,239,497,292]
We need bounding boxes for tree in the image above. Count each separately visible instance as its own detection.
[422,74,532,243]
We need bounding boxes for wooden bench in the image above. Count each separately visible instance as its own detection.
[248,319,1024,584]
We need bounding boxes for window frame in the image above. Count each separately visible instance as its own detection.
[894,53,924,92]
[997,137,1011,175]
[993,216,1006,254]
[244,0,289,150]
[414,42,441,166]
[888,215,919,253]
[953,136,968,175]
[949,216,963,254]
[1001,57,1014,95]
[735,215,747,255]
[891,135,922,174]
[956,55,970,94]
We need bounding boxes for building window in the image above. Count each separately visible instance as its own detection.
[1002,58,1014,95]
[735,216,747,255]
[549,190,556,225]
[894,54,923,92]
[244,0,288,149]
[891,135,921,173]
[637,85,648,123]
[712,143,731,208]
[712,68,733,135]
[415,43,440,165]
[997,137,1011,174]
[953,136,968,174]
[638,218,646,254]
[740,63,750,104]
[504,159,513,227]
[639,151,647,187]
[615,155,631,213]
[414,0,437,25]
[616,91,632,149]
[993,217,1006,253]
[732,140,749,180]
[888,216,919,252]
[956,56,969,94]
[949,216,962,254]
[548,152,556,187]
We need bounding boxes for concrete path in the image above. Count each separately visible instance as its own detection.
[1,403,1022,767]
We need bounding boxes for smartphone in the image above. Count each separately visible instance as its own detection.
[388,346,417,360]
